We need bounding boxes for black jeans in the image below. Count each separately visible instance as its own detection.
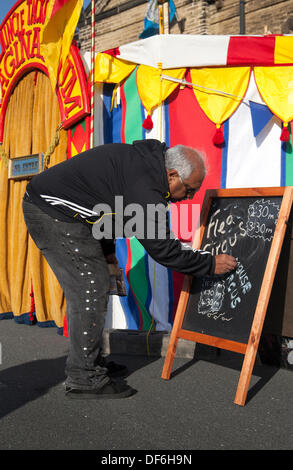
[22,197,110,389]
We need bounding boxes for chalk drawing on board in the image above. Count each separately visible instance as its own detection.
[198,278,225,317]
[197,257,252,322]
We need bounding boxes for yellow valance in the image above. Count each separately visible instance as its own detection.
[94,53,136,84]
[94,52,293,143]
[190,67,251,144]
[254,66,293,141]
[136,65,186,129]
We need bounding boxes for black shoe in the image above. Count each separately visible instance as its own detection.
[99,358,128,377]
[65,378,135,400]
[104,360,128,377]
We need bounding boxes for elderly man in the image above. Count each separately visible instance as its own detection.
[22,139,236,399]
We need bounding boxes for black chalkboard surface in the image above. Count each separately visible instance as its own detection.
[162,187,293,406]
[182,196,282,344]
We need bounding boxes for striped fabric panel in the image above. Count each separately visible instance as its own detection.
[116,238,141,330]
[123,68,177,332]
[121,68,153,331]
[102,83,123,144]
[141,100,174,332]
[221,75,283,189]
[167,76,223,318]
[116,67,175,331]
[102,81,140,329]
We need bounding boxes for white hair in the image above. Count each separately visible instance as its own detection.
[165,145,206,180]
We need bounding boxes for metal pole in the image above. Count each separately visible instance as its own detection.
[239,0,245,35]
[90,0,95,149]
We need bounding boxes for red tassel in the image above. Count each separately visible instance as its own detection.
[142,114,153,130]
[280,125,290,142]
[212,127,225,146]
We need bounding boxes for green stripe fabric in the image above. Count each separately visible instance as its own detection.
[286,123,293,186]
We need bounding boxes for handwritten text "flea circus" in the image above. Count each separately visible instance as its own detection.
[202,208,246,255]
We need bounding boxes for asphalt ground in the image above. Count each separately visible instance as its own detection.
[0,318,293,458]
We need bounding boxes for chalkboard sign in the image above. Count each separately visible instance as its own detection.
[182,195,281,344]
[162,187,293,406]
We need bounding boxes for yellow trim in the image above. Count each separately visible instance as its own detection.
[73,212,116,224]
[85,212,116,224]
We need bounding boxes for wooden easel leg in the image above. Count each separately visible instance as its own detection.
[235,187,293,406]
[234,338,258,406]
[161,336,179,380]
[161,276,192,380]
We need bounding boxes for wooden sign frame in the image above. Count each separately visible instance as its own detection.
[8,153,44,180]
[161,186,293,406]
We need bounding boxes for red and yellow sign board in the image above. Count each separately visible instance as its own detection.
[0,0,90,141]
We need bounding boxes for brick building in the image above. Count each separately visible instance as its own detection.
[77,0,293,53]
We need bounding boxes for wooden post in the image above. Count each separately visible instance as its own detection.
[158,0,169,34]
[163,2,169,34]
[159,3,164,34]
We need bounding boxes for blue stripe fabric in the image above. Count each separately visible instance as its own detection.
[103,83,123,144]
[115,239,141,329]
[141,102,146,140]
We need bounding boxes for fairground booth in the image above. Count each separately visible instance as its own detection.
[0,0,293,367]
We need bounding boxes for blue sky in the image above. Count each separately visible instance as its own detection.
[0,0,91,26]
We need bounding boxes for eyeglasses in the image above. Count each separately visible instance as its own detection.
[179,176,200,198]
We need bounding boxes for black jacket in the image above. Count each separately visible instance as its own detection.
[26,139,215,276]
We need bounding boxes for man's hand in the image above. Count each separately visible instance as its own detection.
[214,254,237,275]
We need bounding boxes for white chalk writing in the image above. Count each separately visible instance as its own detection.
[197,258,252,321]
[198,278,232,321]
[246,199,280,242]
[226,259,252,309]
[202,206,246,255]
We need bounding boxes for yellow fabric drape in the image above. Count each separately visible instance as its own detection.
[94,53,136,84]
[190,67,251,127]
[0,74,34,318]
[40,0,83,91]
[0,71,67,328]
[136,65,186,116]
[94,54,137,112]
[254,66,293,125]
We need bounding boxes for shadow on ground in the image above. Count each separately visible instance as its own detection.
[0,354,160,419]
[169,344,279,404]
